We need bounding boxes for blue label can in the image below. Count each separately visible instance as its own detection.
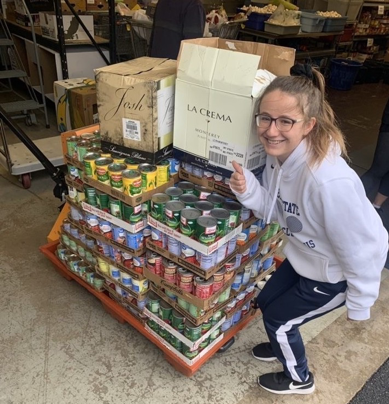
[126,231,144,249]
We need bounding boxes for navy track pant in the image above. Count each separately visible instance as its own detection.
[256,259,347,382]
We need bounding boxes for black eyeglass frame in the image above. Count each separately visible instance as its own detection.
[255,113,304,132]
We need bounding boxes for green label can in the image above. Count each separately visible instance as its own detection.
[182,345,199,359]
[177,181,195,194]
[194,201,214,216]
[194,185,211,200]
[139,163,157,191]
[165,201,185,229]
[165,187,183,200]
[158,301,173,324]
[125,158,140,170]
[207,193,226,208]
[109,197,123,219]
[108,163,127,192]
[95,157,113,184]
[142,200,151,216]
[195,216,217,245]
[222,201,242,230]
[179,193,199,208]
[76,139,91,162]
[156,160,170,187]
[180,208,201,237]
[147,293,160,313]
[184,322,202,342]
[96,190,110,212]
[66,135,78,158]
[269,222,280,237]
[84,185,97,206]
[171,309,185,332]
[151,193,170,222]
[169,335,183,352]
[210,208,230,239]
[122,203,143,223]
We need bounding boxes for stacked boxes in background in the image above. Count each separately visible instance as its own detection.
[95,57,177,164]
[54,78,96,132]
[173,38,295,178]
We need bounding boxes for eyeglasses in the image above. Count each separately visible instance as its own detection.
[255,114,304,132]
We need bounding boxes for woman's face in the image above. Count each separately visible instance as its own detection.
[257,90,315,163]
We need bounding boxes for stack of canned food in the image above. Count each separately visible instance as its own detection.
[56,221,105,291]
[66,131,179,196]
[180,161,232,189]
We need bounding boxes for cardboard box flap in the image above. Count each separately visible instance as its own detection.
[95,57,176,79]
[178,43,260,97]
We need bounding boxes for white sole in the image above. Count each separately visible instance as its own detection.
[258,379,316,395]
[252,351,277,362]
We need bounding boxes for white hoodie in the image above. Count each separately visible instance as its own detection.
[234,139,388,321]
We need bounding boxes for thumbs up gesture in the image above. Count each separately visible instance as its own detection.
[230,160,247,194]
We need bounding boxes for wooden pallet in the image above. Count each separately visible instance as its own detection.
[40,241,266,377]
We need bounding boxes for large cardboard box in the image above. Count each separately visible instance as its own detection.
[173,38,295,177]
[39,12,94,41]
[61,0,87,13]
[54,78,95,132]
[69,86,98,129]
[95,57,177,163]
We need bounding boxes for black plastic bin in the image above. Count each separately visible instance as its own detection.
[329,59,362,91]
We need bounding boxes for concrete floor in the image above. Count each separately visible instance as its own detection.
[0,82,388,404]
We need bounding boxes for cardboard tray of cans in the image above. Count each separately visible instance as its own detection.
[224,308,258,339]
[96,267,148,301]
[143,308,226,350]
[144,323,225,366]
[144,265,235,310]
[103,284,148,324]
[224,293,256,320]
[146,239,238,280]
[81,201,148,234]
[82,174,175,207]
[67,211,146,256]
[64,154,85,171]
[259,230,284,254]
[179,168,235,199]
[149,282,234,326]
[147,215,243,256]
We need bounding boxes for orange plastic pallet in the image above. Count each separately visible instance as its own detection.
[40,241,269,377]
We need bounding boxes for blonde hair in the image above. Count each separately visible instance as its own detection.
[260,69,348,167]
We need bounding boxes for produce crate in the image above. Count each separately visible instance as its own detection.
[300,12,325,33]
[264,22,301,35]
[245,13,272,31]
[322,16,347,32]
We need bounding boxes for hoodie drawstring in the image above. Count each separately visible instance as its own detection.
[265,167,283,225]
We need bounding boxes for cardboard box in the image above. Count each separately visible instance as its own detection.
[15,12,40,27]
[173,38,295,177]
[54,78,95,132]
[69,86,98,129]
[39,12,94,41]
[95,57,177,164]
[61,0,87,13]
[86,0,108,11]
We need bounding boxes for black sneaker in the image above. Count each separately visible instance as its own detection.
[252,343,277,362]
[258,371,315,395]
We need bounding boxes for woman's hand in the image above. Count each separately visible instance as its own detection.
[230,160,247,194]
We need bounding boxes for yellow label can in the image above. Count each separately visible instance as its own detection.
[139,163,157,191]
[156,160,170,187]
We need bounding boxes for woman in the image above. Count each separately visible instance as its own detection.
[229,65,388,395]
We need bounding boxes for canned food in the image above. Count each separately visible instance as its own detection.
[177,297,190,310]
[126,231,144,249]
[158,301,173,323]
[196,251,217,270]
[181,162,193,173]
[171,310,185,332]
[147,254,162,275]
[207,193,226,208]
[124,158,140,170]
[203,171,214,180]
[147,292,160,313]
[168,158,179,174]
[112,154,126,164]
[86,146,101,155]
[83,152,99,179]
[177,181,195,194]
[181,244,196,263]
[139,163,157,191]
[167,236,181,256]
[151,193,170,222]
[194,185,211,200]
[95,157,113,184]
[194,200,214,216]
[108,163,127,192]
[112,226,126,244]
[179,193,199,208]
[184,322,202,342]
[122,252,133,268]
[86,213,99,232]
[81,133,95,142]
[180,208,201,237]
[68,186,78,202]
[156,160,170,186]
[132,278,148,293]
[192,167,204,178]
[76,140,91,162]
[122,203,143,224]
[66,135,79,158]
[165,200,185,229]
[67,164,80,179]
[195,276,214,299]
[84,185,97,206]
[195,216,217,245]
[211,208,230,239]
[240,207,252,222]
[109,197,122,219]
[222,201,242,230]
[96,190,110,212]
[122,169,142,196]
[177,267,194,284]
[165,187,183,200]
[151,228,163,247]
